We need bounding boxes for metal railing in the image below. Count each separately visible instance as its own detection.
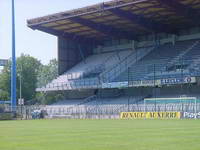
[3,101,200,119]
[99,46,155,83]
[36,59,200,92]
[167,40,200,67]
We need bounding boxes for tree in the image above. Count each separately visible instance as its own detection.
[37,59,58,88]
[0,61,11,100]
[17,54,41,101]
[36,59,64,105]
[0,54,41,102]
[35,91,65,105]
[0,55,62,105]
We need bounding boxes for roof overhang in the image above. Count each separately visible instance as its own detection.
[27,0,200,43]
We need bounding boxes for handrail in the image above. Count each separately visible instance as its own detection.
[168,41,200,67]
[39,47,139,89]
[83,48,133,78]
[99,46,155,82]
[36,42,200,92]
[36,59,200,92]
[78,95,97,105]
[100,48,132,69]
[66,49,129,80]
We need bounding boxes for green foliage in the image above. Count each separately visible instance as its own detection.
[0,54,41,102]
[17,54,41,101]
[0,113,14,120]
[0,90,10,100]
[0,61,11,100]
[37,59,58,88]
[0,54,61,104]
[36,59,62,105]
[35,91,65,105]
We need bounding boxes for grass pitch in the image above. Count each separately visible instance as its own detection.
[0,119,200,150]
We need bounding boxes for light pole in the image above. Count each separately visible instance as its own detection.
[18,66,22,101]
[17,65,23,119]
[11,0,17,111]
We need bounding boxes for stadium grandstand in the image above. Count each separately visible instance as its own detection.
[27,0,200,118]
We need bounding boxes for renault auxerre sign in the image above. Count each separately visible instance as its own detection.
[0,59,8,66]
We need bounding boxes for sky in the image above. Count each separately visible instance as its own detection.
[0,0,110,64]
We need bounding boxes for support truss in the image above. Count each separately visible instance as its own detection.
[69,17,137,40]
[32,26,100,44]
[157,0,200,24]
[109,7,175,34]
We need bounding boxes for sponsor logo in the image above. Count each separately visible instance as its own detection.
[183,112,200,119]
[102,82,128,88]
[129,80,160,87]
[160,77,195,85]
[120,112,181,119]
[102,77,196,89]
[120,112,146,119]
[146,112,181,119]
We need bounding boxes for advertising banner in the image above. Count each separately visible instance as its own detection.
[129,80,160,87]
[102,77,196,89]
[102,82,128,89]
[120,112,181,119]
[146,112,181,119]
[183,112,200,119]
[120,112,146,119]
[160,77,196,85]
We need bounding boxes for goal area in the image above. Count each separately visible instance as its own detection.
[143,97,199,114]
[144,97,197,104]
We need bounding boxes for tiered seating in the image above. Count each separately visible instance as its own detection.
[45,49,132,89]
[182,41,200,75]
[100,46,155,82]
[50,95,144,107]
[50,99,84,106]
[114,40,200,82]
[39,39,200,92]
[81,50,133,79]
[70,50,133,88]
[85,96,143,105]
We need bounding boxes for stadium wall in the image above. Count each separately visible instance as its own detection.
[58,37,93,75]
[94,27,200,53]
[61,83,200,100]
[64,89,95,99]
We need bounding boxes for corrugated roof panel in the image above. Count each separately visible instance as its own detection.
[27,0,200,40]
[42,22,58,27]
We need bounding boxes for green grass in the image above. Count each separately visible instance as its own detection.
[0,119,200,150]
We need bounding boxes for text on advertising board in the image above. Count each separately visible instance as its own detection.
[120,112,181,119]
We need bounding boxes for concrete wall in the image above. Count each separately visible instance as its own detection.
[64,89,95,99]
[58,37,93,75]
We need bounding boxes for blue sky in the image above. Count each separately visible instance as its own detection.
[0,0,110,64]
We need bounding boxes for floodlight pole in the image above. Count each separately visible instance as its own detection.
[11,0,17,111]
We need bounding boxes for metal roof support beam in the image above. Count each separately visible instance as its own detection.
[31,26,100,44]
[69,17,137,40]
[108,7,175,34]
[156,0,200,24]
[27,0,150,27]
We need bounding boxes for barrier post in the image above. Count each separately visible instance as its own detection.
[195,98,197,120]
[144,99,146,119]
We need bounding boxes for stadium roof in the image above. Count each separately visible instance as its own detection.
[27,0,200,43]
